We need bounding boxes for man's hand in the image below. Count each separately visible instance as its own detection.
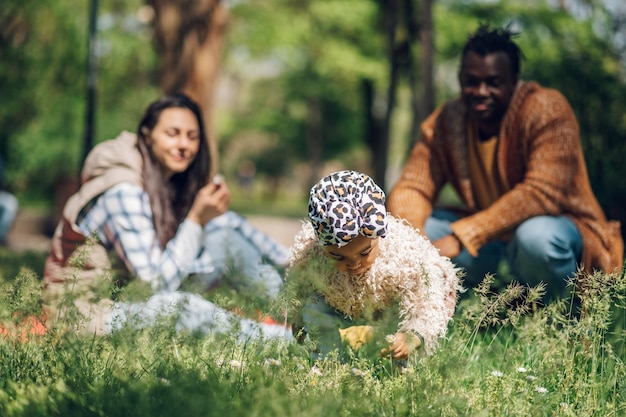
[432,233,462,258]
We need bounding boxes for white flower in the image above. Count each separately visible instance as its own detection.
[310,366,323,376]
[535,386,548,394]
[351,367,364,377]
[264,358,281,367]
[385,334,396,343]
[526,375,537,381]
[560,402,569,410]
[491,370,503,377]
[516,367,527,373]
[215,359,224,366]
[229,360,242,368]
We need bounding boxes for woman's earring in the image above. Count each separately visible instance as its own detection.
[141,127,151,144]
[141,126,152,147]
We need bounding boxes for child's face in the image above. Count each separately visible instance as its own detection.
[322,234,380,275]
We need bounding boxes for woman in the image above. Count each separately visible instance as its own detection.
[44,93,292,342]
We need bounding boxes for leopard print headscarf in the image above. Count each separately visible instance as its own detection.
[308,170,387,247]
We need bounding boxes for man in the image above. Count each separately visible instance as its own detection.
[387,24,623,299]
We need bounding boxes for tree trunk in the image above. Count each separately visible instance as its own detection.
[418,0,435,125]
[306,98,323,190]
[371,0,402,189]
[150,0,229,176]
[406,0,435,149]
[362,79,384,181]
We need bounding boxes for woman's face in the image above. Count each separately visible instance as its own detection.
[146,107,201,179]
[322,234,380,275]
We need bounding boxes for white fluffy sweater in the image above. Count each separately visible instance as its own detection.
[288,216,462,355]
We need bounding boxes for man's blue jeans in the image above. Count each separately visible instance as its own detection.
[424,209,582,299]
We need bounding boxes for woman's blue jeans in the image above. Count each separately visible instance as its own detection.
[424,209,582,299]
[107,212,293,342]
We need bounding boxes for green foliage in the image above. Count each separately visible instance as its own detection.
[219,0,387,183]
[4,0,626,240]
[2,0,157,201]
[217,0,626,230]
[0,245,47,285]
[1,0,86,192]
[0,258,625,416]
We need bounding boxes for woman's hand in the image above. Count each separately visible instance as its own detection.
[186,179,231,226]
[380,332,422,360]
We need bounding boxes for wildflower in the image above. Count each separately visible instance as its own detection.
[516,367,527,373]
[351,367,364,377]
[491,370,503,377]
[215,359,224,366]
[560,402,569,410]
[264,358,281,367]
[385,334,396,343]
[526,375,537,381]
[229,360,242,368]
[534,386,548,394]
[310,366,323,376]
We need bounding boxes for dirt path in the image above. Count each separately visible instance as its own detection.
[7,209,304,253]
[247,215,304,248]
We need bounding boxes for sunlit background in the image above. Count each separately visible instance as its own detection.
[2,0,626,228]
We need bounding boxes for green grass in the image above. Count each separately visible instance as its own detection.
[230,193,308,219]
[0,253,625,416]
[0,248,47,284]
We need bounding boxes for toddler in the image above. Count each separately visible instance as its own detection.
[287,170,461,359]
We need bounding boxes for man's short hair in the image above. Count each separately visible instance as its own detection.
[462,23,523,76]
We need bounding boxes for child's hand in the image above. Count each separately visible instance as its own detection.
[338,325,374,350]
[380,332,422,360]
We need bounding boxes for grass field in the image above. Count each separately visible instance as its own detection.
[0,246,625,416]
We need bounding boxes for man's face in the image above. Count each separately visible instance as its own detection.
[459,51,518,127]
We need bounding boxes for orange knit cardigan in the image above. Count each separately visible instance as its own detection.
[388,81,623,274]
